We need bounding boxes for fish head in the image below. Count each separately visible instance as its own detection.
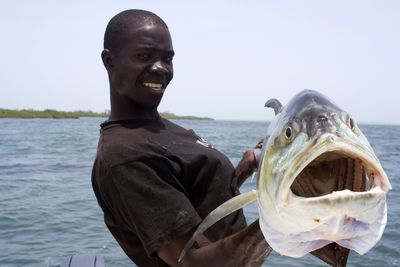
[257,89,391,258]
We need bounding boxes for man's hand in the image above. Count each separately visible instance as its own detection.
[157,220,271,267]
[235,138,264,187]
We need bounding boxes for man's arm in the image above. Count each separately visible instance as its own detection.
[158,141,271,267]
[157,220,271,267]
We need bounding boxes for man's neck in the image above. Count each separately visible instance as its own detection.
[109,92,160,122]
[108,108,159,122]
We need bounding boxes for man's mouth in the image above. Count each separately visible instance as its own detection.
[143,82,163,90]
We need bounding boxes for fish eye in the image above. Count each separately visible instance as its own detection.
[349,117,355,130]
[285,127,293,140]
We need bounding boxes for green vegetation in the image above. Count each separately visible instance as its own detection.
[0,109,107,119]
[160,111,213,120]
[73,110,109,118]
[0,108,213,120]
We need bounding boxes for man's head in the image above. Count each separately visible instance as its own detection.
[102,9,174,110]
[104,9,168,53]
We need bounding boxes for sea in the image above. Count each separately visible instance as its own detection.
[0,118,399,267]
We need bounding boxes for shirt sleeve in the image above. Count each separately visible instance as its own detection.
[106,158,202,256]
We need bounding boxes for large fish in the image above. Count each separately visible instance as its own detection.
[179,90,391,266]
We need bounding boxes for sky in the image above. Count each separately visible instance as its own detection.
[1,0,399,124]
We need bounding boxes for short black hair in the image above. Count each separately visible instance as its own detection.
[103,9,168,52]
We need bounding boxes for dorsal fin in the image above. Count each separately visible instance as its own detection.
[265,98,283,115]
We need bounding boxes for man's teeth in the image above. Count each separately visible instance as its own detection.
[143,82,162,89]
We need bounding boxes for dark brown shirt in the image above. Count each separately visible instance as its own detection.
[92,117,246,266]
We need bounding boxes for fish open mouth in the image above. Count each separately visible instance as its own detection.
[288,151,384,266]
[290,151,379,198]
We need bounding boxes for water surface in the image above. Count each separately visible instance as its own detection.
[0,118,398,266]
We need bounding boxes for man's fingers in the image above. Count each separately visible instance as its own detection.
[254,138,264,149]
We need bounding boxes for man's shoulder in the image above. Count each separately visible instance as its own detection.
[160,117,192,132]
[96,126,147,166]
[98,122,178,167]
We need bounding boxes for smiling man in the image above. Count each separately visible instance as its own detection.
[92,9,270,267]
[102,11,174,120]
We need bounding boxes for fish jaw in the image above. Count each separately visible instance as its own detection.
[258,200,387,257]
[257,128,390,257]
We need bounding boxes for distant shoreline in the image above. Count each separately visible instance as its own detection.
[0,108,213,120]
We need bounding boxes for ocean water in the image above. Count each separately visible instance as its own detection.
[0,118,399,267]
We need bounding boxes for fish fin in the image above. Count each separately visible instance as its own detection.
[178,190,258,262]
[265,98,283,115]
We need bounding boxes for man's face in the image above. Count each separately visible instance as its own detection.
[109,24,174,109]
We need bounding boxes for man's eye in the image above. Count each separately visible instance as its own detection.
[137,53,150,60]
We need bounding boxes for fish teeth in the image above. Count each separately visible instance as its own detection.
[143,82,163,89]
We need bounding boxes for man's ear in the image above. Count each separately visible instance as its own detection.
[101,49,113,71]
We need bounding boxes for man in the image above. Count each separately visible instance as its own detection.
[92,9,270,266]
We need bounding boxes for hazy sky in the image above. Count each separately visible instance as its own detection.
[1,1,399,124]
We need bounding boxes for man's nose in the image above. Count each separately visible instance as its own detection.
[150,61,169,74]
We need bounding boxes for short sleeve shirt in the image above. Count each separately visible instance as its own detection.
[92,117,246,266]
